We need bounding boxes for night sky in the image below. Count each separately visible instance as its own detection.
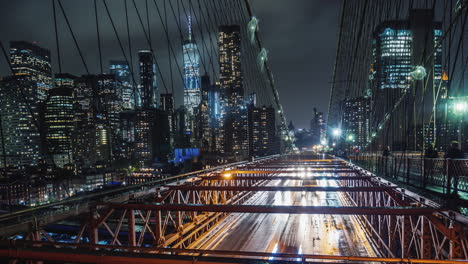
[0,0,340,129]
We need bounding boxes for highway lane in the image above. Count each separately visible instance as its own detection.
[188,172,377,259]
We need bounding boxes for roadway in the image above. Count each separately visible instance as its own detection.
[188,171,378,258]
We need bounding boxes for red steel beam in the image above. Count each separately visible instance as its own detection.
[0,242,463,264]
[98,203,438,215]
[215,170,356,174]
[199,176,372,181]
[165,185,394,192]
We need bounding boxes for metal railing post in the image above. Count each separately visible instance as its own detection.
[406,157,410,184]
[446,159,452,195]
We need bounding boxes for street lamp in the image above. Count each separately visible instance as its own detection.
[320,139,327,146]
[332,128,342,137]
[346,134,355,142]
[453,100,467,145]
[454,101,467,113]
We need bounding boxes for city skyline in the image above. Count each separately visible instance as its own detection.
[0,0,341,128]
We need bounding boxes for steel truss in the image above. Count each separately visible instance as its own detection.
[2,155,467,262]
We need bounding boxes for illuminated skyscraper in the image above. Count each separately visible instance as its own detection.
[97,74,122,162]
[183,16,201,113]
[45,74,76,167]
[219,25,243,107]
[218,25,247,156]
[248,106,277,157]
[370,9,442,150]
[74,75,99,168]
[342,97,370,148]
[138,51,158,109]
[110,60,134,110]
[10,41,52,101]
[0,76,40,167]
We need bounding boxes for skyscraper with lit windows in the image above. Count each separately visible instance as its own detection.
[248,106,277,157]
[138,51,158,109]
[183,16,201,114]
[10,41,52,101]
[219,25,243,108]
[342,97,370,148]
[45,74,76,167]
[218,25,247,156]
[110,60,134,110]
[0,76,40,167]
[370,9,442,150]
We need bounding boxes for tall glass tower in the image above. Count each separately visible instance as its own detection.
[110,60,134,110]
[183,16,201,113]
[138,51,158,109]
[45,74,76,168]
[370,9,442,151]
[10,41,52,101]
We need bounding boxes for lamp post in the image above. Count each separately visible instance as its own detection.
[453,101,467,147]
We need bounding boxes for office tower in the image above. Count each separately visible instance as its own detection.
[97,74,122,162]
[138,51,158,109]
[118,111,136,161]
[74,75,99,168]
[183,17,201,113]
[218,25,247,156]
[44,74,76,168]
[248,106,277,157]
[342,97,370,148]
[119,108,171,166]
[219,25,243,108]
[110,60,134,110]
[370,9,442,150]
[174,106,191,148]
[10,41,52,101]
[160,93,174,113]
[310,109,325,145]
[160,93,175,146]
[0,76,41,167]
[134,111,155,166]
[248,92,257,108]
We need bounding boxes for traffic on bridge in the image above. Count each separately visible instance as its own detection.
[0,154,466,263]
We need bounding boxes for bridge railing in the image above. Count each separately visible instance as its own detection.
[348,155,468,195]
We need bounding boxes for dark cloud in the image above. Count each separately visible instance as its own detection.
[0,0,340,129]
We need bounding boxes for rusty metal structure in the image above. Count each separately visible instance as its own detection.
[0,155,467,263]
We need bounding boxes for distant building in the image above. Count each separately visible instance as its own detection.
[218,25,247,156]
[97,74,122,162]
[10,41,52,101]
[138,51,158,109]
[45,73,76,167]
[0,76,41,167]
[74,75,99,168]
[110,60,134,110]
[370,9,442,151]
[342,97,370,148]
[219,25,243,108]
[248,106,277,157]
[120,109,171,167]
[310,109,325,145]
[183,16,201,114]
[160,93,175,147]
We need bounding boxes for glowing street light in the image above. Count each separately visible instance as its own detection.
[332,128,341,137]
[454,101,467,114]
[346,134,355,142]
[452,100,467,144]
